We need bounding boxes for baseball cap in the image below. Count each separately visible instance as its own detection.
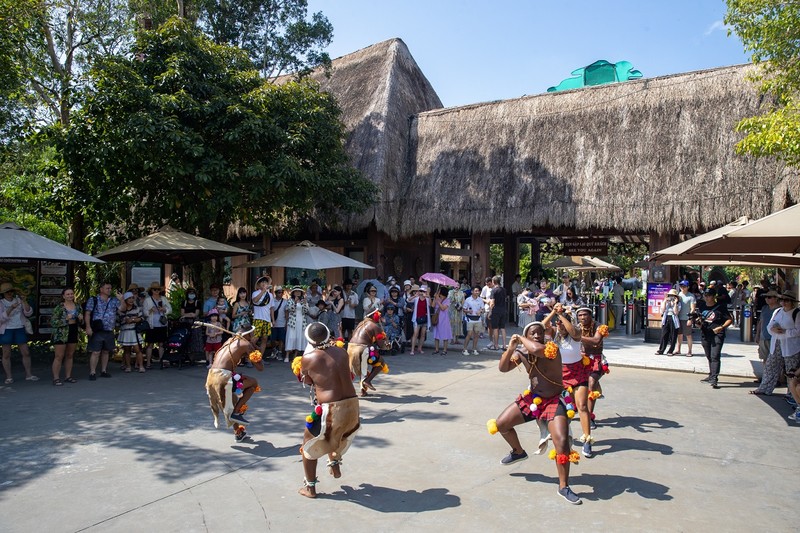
[679,280,690,286]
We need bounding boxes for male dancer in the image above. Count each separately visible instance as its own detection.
[577,307,609,429]
[346,310,391,396]
[205,326,264,442]
[295,323,361,498]
[488,320,583,504]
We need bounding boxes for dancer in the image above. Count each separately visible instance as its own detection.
[576,307,609,429]
[487,320,583,504]
[346,310,391,396]
[203,324,264,442]
[550,303,595,458]
[293,322,361,498]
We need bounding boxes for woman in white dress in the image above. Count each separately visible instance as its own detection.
[284,286,310,362]
[118,292,146,373]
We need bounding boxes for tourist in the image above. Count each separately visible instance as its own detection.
[407,285,430,355]
[231,287,252,333]
[431,286,452,355]
[754,290,780,367]
[340,279,359,341]
[656,289,681,355]
[751,291,800,395]
[695,288,733,389]
[285,286,310,362]
[251,276,273,357]
[675,281,696,357]
[143,282,171,370]
[50,287,82,385]
[117,291,146,373]
[84,281,121,380]
[488,275,508,350]
[462,286,484,356]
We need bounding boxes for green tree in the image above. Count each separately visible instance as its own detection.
[725,0,800,166]
[133,0,332,79]
[59,17,374,249]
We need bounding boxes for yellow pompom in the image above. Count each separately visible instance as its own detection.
[567,409,575,419]
[335,340,345,348]
[589,390,601,400]
[569,451,580,463]
[582,355,591,366]
[291,356,303,376]
[548,449,557,460]
[382,363,389,373]
[306,415,314,423]
[567,386,573,394]
[486,419,499,435]
[533,397,542,405]
[248,350,263,363]
[523,389,531,397]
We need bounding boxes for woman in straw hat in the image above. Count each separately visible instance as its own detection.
[1,282,37,384]
[655,289,681,355]
[284,286,310,362]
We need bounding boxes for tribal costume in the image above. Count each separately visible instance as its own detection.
[302,397,361,460]
[205,368,235,428]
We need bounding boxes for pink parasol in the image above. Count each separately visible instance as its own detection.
[419,272,459,288]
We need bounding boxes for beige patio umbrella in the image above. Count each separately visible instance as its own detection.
[649,216,752,260]
[682,204,800,255]
[542,256,597,269]
[95,226,255,264]
[0,222,104,263]
[235,240,374,270]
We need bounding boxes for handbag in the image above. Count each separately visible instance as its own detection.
[135,319,151,333]
[23,317,33,335]
[429,304,439,326]
[159,315,168,326]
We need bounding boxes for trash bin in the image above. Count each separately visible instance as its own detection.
[598,302,608,326]
[626,300,637,335]
[741,304,753,343]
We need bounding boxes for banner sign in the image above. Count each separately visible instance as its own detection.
[561,238,608,256]
[647,282,673,323]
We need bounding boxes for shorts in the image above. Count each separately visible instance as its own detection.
[515,393,566,422]
[145,326,168,344]
[466,320,484,333]
[562,360,591,388]
[271,326,286,342]
[253,319,272,339]
[679,321,693,336]
[204,341,222,352]
[490,311,508,329]
[52,324,79,345]
[0,327,27,345]
[341,318,355,333]
[87,330,115,353]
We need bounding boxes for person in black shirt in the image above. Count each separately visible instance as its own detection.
[488,275,508,350]
[695,288,733,389]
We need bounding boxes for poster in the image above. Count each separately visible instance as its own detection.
[131,262,162,291]
[647,282,673,325]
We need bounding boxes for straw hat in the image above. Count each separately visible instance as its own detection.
[291,285,305,295]
[409,284,420,292]
[127,283,139,291]
[0,282,17,294]
[667,289,679,297]
[762,290,780,298]
[147,281,164,294]
[779,290,798,302]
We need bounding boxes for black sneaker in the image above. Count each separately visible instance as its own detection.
[230,412,250,425]
[590,419,597,430]
[100,371,112,378]
[558,486,582,504]
[234,431,250,442]
[710,381,720,389]
[89,374,97,381]
[700,376,712,383]
[500,450,528,465]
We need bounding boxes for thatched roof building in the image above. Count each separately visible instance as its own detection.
[298,38,443,232]
[395,64,797,239]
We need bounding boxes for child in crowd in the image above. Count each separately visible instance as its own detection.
[204,309,223,368]
[215,296,231,330]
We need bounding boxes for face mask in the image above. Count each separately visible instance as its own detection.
[188,294,196,300]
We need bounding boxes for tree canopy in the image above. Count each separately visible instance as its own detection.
[59,18,374,246]
[725,0,800,166]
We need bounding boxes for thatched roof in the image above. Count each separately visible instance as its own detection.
[393,64,797,239]
[300,38,443,232]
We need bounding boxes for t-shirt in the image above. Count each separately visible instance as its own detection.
[677,292,696,320]
[760,305,778,341]
[696,301,731,331]
[490,286,507,314]
[341,290,359,319]
[271,297,286,327]
[251,289,272,322]
[463,296,483,319]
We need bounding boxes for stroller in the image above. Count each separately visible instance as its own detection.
[161,322,195,369]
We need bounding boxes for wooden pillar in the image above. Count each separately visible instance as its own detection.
[367,223,385,280]
[502,234,518,290]
[530,239,542,281]
[649,231,680,282]
[471,232,490,286]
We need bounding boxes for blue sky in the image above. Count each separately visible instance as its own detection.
[307,0,750,107]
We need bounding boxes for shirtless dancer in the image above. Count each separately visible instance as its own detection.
[205,328,264,442]
[346,311,391,396]
[295,323,361,498]
[488,320,583,504]
[577,307,609,429]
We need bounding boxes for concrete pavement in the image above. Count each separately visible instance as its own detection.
[0,327,794,532]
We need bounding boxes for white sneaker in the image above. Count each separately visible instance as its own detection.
[462,350,470,356]
[788,409,800,422]
[472,350,480,356]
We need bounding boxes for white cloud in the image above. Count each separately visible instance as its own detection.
[705,20,730,36]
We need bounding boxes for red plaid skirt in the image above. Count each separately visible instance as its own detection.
[562,360,591,388]
[515,393,565,422]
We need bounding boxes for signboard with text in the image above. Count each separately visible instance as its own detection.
[647,282,673,325]
[561,238,608,256]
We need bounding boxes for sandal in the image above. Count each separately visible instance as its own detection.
[4,378,13,385]
[53,378,63,386]
[64,377,77,383]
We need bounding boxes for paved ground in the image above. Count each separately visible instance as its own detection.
[1,327,795,532]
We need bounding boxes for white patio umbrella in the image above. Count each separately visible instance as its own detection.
[236,240,374,270]
[0,222,104,263]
